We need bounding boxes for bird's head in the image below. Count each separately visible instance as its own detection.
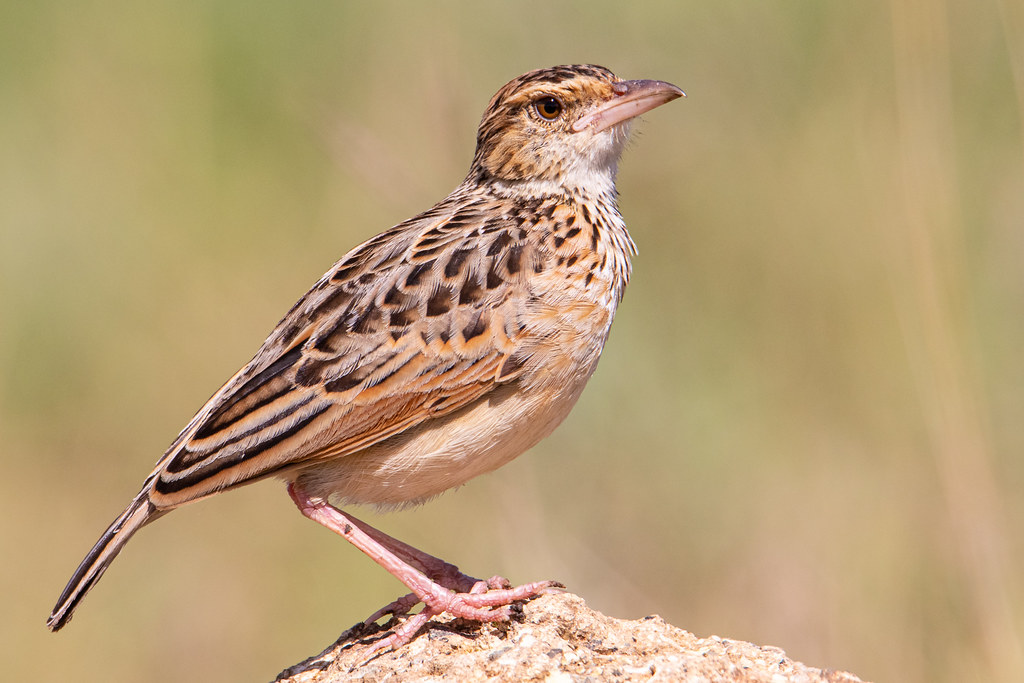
[469,64,684,195]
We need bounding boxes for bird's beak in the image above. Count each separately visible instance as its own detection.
[572,79,685,133]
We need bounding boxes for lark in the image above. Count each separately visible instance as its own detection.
[47,64,683,653]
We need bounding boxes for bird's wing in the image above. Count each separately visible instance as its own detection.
[147,193,546,506]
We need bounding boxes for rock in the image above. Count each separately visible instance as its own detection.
[273,593,867,682]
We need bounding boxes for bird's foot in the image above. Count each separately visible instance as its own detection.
[360,578,564,659]
[287,483,565,659]
[364,574,514,624]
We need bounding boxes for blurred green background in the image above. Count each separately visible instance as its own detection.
[3,1,1023,681]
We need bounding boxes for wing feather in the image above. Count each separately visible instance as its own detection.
[148,192,545,507]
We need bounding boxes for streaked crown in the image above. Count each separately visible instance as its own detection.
[469,65,683,193]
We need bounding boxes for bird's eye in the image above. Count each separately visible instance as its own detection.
[534,96,563,121]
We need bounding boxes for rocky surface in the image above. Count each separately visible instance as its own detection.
[274,593,867,682]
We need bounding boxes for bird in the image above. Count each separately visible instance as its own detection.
[47,64,684,653]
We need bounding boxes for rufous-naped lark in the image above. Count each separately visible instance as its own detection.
[48,64,683,653]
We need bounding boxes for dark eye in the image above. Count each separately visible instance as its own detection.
[534,96,563,120]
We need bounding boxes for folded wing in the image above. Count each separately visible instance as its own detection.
[148,197,542,508]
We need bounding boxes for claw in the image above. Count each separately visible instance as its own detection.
[363,591,419,625]
[355,608,438,665]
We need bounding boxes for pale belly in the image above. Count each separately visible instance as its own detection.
[290,374,591,508]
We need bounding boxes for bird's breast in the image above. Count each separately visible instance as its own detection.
[521,193,634,343]
[291,196,635,509]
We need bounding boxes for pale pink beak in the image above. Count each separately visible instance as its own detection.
[572,79,685,133]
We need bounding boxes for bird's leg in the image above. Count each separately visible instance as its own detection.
[340,511,529,624]
[287,482,562,653]
[340,513,482,592]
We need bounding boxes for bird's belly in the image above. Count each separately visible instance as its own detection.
[291,373,591,508]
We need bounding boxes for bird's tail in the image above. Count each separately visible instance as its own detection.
[47,494,163,631]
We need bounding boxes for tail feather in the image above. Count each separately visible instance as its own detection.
[47,495,163,631]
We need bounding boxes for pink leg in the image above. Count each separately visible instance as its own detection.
[340,513,482,593]
[348,516,521,624]
[287,482,562,655]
